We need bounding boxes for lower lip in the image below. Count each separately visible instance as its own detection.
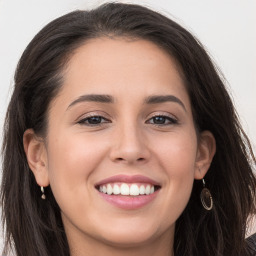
[98,190,159,210]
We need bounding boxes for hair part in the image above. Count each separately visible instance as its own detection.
[1,3,256,256]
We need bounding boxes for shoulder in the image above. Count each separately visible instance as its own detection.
[246,233,256,255]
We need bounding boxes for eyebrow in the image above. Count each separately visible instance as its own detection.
[145,95,186,111]
[67,94,114,110]
[67,94,186,111]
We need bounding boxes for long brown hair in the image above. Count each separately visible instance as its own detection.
[1,3,256,256]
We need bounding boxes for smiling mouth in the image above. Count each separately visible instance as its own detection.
[96,183,161,196]
[95,175,161,209]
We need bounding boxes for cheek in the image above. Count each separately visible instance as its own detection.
[165,136,197,194]
[152,131,197,215]
[154,130,198,174]
[45,134,108,199]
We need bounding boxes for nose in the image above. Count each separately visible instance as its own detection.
[109,123,150,165]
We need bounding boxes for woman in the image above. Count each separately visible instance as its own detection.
[1,2,256,256]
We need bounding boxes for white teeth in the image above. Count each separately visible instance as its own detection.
[107,184,112,195]
[98,183,156,196]
[130,184,140,196]
[145,185,151,195]
[113,184,120,195]
[139,185,145,195]
[120,183,129,195]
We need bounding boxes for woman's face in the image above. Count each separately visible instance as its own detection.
[27,38,215,253]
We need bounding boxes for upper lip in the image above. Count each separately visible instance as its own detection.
[95,174,161,187]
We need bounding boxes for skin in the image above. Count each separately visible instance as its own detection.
[24,38,216,256]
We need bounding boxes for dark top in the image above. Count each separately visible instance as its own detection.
[247,233,256,255]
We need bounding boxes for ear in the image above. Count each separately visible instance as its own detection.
[194,130,216,180]
[23,129,50,187]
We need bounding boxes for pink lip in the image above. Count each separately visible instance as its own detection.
[95,174,161,186]
[98,191,159,210]
[95,175,161,210]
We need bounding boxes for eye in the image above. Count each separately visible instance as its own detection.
[146,115,178,125]
[78,115,110,126]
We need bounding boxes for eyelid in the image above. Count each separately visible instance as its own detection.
[77,115,110,124]
[75,111,178,126]
[145,112,179,126]
[146,111,178,121]
[75,111,111,123]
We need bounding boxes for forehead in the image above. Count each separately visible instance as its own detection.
[67,38,185,87]
[52,37,190,111]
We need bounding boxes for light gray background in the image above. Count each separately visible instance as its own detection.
[0,0,255,251]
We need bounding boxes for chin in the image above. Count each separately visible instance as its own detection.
[98,229,157,248]
[93,219,172,248]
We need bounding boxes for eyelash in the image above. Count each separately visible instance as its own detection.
[146,115,178,126]
[77,115,110,126]
[77,114,178,127]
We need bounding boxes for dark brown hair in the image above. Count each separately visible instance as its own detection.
[1,3,256,256]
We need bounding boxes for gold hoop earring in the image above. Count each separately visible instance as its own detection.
[41,186,46,200]
[200,179,213,210]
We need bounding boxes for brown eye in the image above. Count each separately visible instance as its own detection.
[78,116,110,126]
[147,115,178,125]
[153,116,166,124]
[87,116,103,124]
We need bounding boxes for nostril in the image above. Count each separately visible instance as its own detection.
[114,157,145,163]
